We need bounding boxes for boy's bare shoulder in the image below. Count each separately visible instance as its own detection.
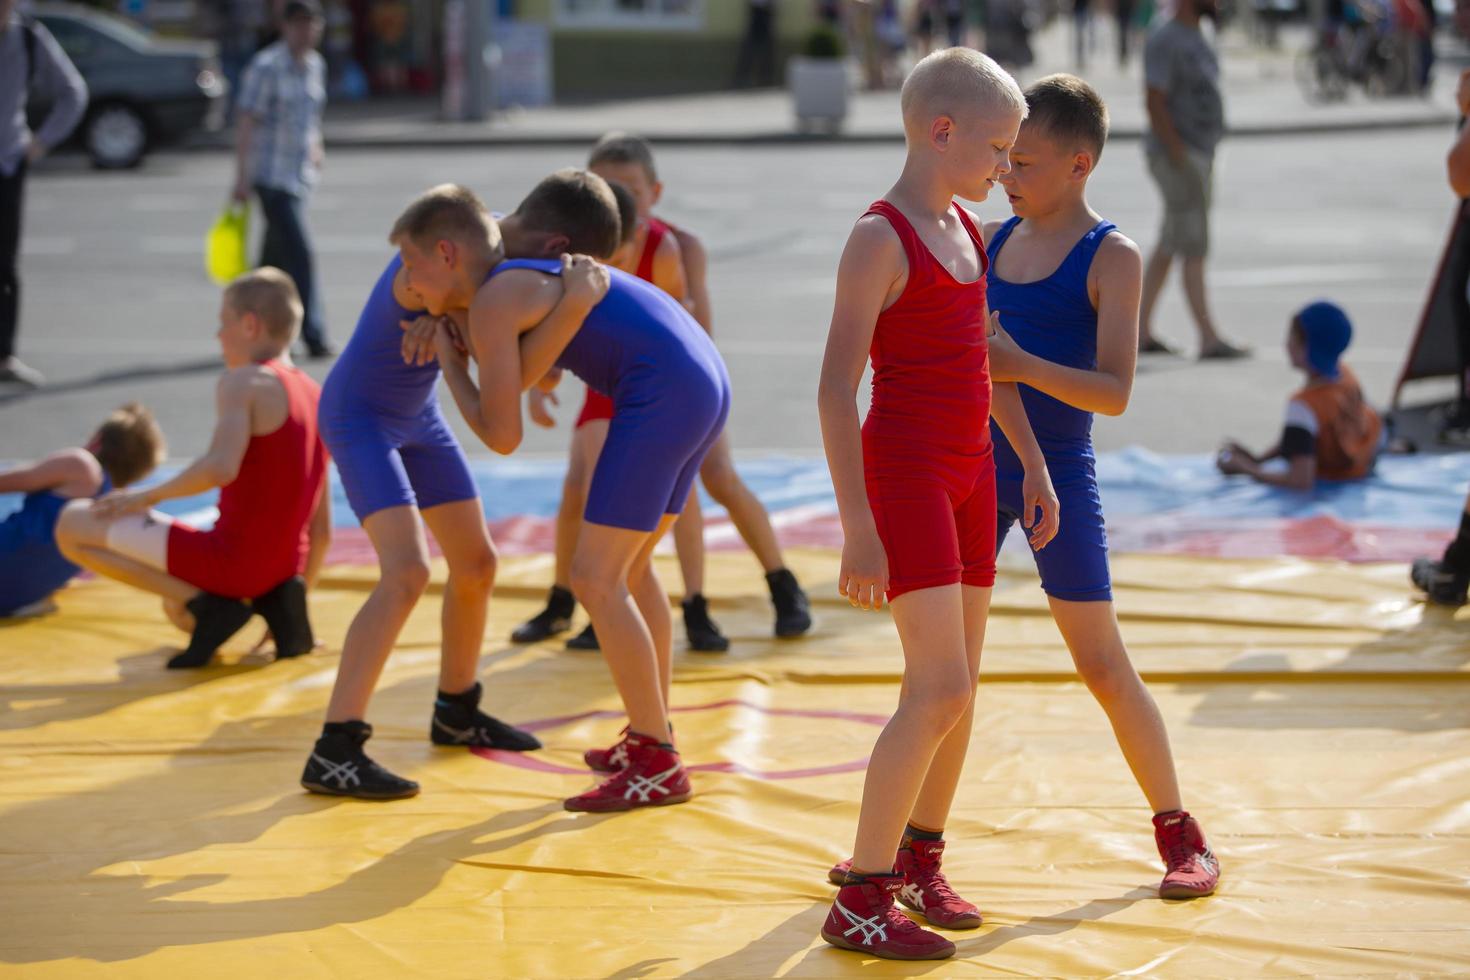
[849,212,904,253]
[49,447,103,482]
[1093,230,1142,278]
[218,362,281,403]
[666,223,703,257]
[474,266,563,305]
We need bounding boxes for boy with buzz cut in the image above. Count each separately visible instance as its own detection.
[817,49,1058,961]
[512,132,812,654]
[302,177,612,801]
[982,73,1221,899]
[55,268,330,669]
[406,172,731,813]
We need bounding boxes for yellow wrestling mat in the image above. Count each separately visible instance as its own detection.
[3,549,1469,977]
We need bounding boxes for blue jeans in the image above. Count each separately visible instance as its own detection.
[255,184,326,349]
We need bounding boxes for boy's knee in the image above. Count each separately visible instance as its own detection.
[569,562,616,609]
[54,500,100,549]
[449,543,497,595]
[1078,656,1136,705]
[380,557,431,604]
[906,679,974,732]
[699,455,739,499]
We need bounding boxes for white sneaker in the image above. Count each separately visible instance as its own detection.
[0,357,45,387]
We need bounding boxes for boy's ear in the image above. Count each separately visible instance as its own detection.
[650,181,664,207]
[541,232,571,257]
[436,238,456,268]
[1073,151,1094,181]
[930,115,954,149]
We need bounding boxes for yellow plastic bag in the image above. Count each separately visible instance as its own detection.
[204,203,250,285]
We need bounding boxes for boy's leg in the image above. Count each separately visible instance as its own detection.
[628,518,676,711]
[1049,597,1182,813]
[700,430,813,637]
[560,419,607,588]
[420,498,496,696]
[672,489,706,597]
[849,584,974,874]
[570,517,676,739]
[324,505,432,722]
[907,583,991,831]
[55,503,197,603]
[699,432,783,573]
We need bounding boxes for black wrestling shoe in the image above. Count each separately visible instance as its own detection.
[682,594,730,652]
[301,721,420,800]
[253,576,315,659]
[566,623,600,651]
[430,681,542,751]
[767,568,813,638]
[511,585,576,643]
[167,592,253,668]
[1411,557,1470,607]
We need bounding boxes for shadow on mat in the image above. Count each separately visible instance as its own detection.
[0,357,221,405]
[2,696,589,967]
[0,650,275,732]
[1186,606,1470,732]
[682,888,1151,976]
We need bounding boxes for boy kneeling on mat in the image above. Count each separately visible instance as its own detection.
[56,268,331,668]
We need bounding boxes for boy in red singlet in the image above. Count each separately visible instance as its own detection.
[513,133,811,654]
[55,268,330,669]
[816,49,1058,961]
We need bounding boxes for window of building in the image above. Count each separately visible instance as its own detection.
[554,0,704,31]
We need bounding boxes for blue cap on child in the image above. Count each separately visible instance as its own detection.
[1295,301,1352,379]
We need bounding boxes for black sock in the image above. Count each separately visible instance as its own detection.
[321,720,370,741]
[1443,513,1470,574]
[843,867,896,886]
[436,681,482,710]
[547,585,575,617]
[902,824,943,848]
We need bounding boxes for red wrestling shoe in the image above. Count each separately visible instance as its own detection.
[828,858,852,885]
[583,726,631,773]
[565,731,692,812]
[821,874,955,960]
[1154,810,1221,899]
[895,839,982,928]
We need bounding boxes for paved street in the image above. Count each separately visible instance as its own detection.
[0,127,1456,462]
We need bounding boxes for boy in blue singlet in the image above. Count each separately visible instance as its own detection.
[398,175,730,813]
[983,74,1220,899]
[301,177,614,801]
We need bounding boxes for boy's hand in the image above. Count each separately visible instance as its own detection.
[839,528,889,611]
[400,315,451,366]
[92,489,151,521]
[528,388,559,428]
[434,319,469,371]
[986,311,1024,382]
[1020,464,1060,551]
[1216,446,1254,475]
[560,253,610,309]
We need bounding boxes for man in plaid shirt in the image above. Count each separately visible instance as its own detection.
[231,0,332,358]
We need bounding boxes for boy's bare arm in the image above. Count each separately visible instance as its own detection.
[96,370,257,517]
[438,259,606,455]
[670,227,714,332]
[652,232,689,307]
[0,450,95,495]
[989,382,1060,550]
[988,235,1141,416]
[304,483,331,589]
[818,217,904,609]
[1449,123,1470,199]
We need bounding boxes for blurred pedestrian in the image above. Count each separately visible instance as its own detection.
[734,0,777,88]
[0,0,87,388]
[232,0,333,358]
[1115,0,1137,65]
[1137,0,1250,359]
